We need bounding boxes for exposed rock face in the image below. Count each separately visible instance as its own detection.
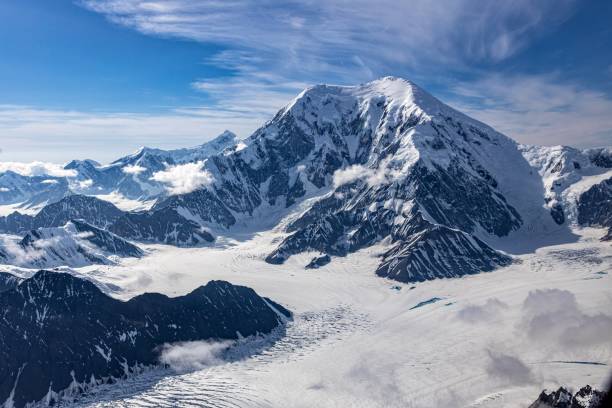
[306,254,331,269]
[246,77,530,281]
[0,171,70,207]
[521,146,612,227]
[375,215,512,282]
[0,194,215,249]
[0,272,21,293]
[109,206,214,246]
[529,385,607,408]
[577,177,612,240]
[0,271,290,407]
[586,147,612,168]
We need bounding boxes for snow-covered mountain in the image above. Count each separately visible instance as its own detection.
[0,194,125,235]
[1,220,143,268]
[1,78,610,282]
[146,77,610,282]
[70,129,240,200]
[0,131,240,210]
[0,171,70,209]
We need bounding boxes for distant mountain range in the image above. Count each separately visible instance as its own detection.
[0,130,239,208]
[0,77,610,281]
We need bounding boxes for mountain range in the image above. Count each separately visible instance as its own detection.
[0,77,610,281]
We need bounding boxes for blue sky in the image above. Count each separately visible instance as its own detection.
[1,0,611,163]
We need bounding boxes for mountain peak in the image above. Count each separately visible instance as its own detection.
[282,76,459,128]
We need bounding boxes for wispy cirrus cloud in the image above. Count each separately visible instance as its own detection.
[81,0,577,70]
[0,160,76,177]
[448,73,612,147]
[78,0,589,149]
[0,104,261,163]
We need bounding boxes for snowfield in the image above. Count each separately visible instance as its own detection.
[5,226,601,408]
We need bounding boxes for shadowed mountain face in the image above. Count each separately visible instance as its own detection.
[577,177,612,240]
[0,270,290,408]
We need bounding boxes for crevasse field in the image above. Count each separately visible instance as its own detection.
[4,224,605,407]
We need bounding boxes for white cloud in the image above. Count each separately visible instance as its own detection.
[151,161,215,195]
[41,179,59,184]
[333,160,398,189]
[122,164,147,175]
[520,288,612,348]
[78,179,94,189]
[0,236,44,266]
[159,340,232,372]
[0,187,9,192]
[0,105,263,163]
[0,161,76,177]
[449,74,612,147]
[485,350,534,385]
[457,298,508,323]
[82,0,576,70]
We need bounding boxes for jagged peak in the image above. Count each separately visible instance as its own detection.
[15,270,103,299]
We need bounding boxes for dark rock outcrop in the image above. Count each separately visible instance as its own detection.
[0,271,290,407]
[529,385,607,408]
[0,272,21,293]
[577,177,612,240]
[109,206,214,246]
[305,254,331,269]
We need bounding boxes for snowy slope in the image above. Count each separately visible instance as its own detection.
[49,227,612,408]
[0,220,143,268]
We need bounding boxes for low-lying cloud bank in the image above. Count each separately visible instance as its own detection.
[0,161,76,178]
[159,340,233,372]
[521,288,612,348]
[457,298,508,323]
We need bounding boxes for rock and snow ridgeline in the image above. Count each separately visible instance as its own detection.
[0,77,610,280]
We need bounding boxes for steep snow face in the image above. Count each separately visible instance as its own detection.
[0,220,143,268]
[520,145,612,226]
[198,77,552,278]
[187,78,529,229]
